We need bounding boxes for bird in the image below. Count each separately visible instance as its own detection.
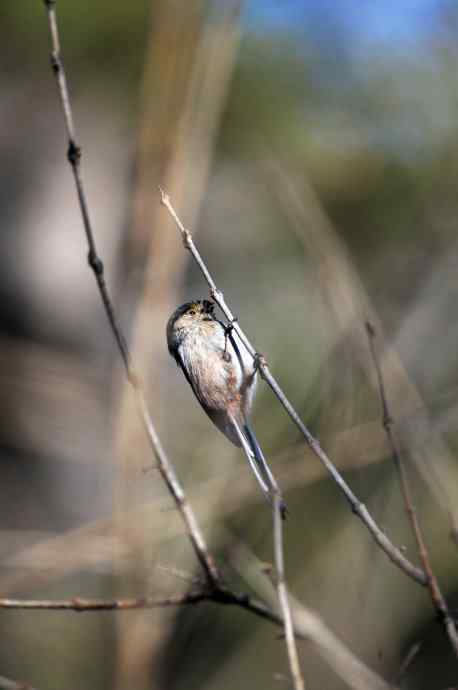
[166,299,286,517]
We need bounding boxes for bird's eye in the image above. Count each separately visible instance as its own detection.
[188,310,196,317]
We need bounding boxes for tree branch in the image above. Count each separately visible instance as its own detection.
[366,321,458,658]
[41,0,219,587]
[273,495,305,689]
[159,187,427,587]
[0,586,283,628]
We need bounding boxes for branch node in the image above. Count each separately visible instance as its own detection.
[351,499,363,516]
[127,367,141,389]
[383,413,393,430]
[50,51,59,73]
[365,320,376,338]
[182,229,192,249]
[67,140,81,165]
[212,586,234,605]
[87,250,103,276]
[71,597,83,611]
[254,351,267,372]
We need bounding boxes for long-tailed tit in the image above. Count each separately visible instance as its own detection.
[167,299,286,516]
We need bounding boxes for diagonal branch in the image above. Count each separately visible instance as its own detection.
[366,321,458,658]
[0,586,285,629]
[159,187,427,587]
[41,0,219,587]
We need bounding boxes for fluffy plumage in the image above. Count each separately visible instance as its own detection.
[167,300,285,515]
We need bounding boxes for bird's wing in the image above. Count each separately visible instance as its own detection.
[174,348,242,448]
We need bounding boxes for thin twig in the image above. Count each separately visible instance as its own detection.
[41,0,219,587]
[394,640,423,684]
[273,496,305,690]
[0,586,282,628]
[159,187,427,588]
[366,321,458,658]
[0,591,209,611]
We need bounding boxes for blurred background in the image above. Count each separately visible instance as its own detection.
[1,1,458,688]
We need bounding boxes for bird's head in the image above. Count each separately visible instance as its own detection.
[166,300,215,353]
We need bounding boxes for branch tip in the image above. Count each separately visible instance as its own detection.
[158,186,168,205]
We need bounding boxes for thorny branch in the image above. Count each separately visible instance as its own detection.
[366,321,458,659]
[159,187,427,588]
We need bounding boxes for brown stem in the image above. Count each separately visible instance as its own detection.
[41,1,219,587]
[366,320,458,658]
[273,495,305,690]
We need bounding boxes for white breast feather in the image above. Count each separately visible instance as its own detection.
[178,321,256,412]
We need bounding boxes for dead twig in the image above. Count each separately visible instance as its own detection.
[41,0,219,587]
[273,495,305,690]
[366,321,458,658]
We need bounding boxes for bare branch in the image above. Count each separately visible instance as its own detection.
[0,586,285,630]
[41,0,219,587]
[0,591,209,611]
[366,321,458,658]
[273,496,305,690]
[159,187,427,587]
[394,640,423,684]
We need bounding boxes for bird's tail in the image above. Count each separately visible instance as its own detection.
[231,416,286,518]
[243,423,287,519]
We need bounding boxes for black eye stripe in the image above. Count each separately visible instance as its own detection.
[202,300,215,315]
